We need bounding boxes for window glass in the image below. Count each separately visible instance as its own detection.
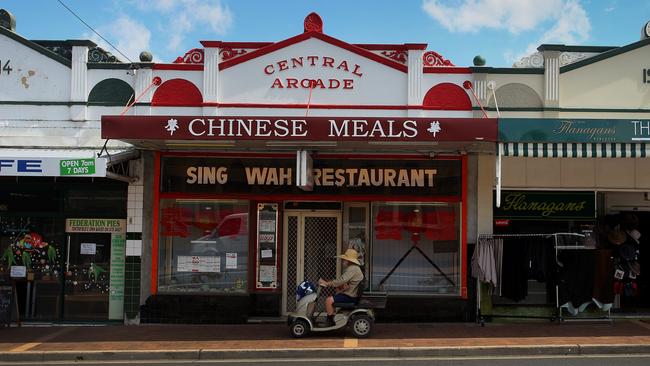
[158,199,249,293]
[371,202,460,295]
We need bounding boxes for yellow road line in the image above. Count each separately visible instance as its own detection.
[343,338,358,348]
[9,342,40,352]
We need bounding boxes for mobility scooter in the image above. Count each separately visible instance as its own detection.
[287,280,386,338]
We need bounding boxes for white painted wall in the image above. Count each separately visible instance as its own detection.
[219,38,407,105]
[501,157,650,190]
[561,45,650,109]
[0,36,71,101]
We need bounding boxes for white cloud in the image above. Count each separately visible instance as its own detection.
[421,0,591,65]
[86,15,152,62]
[422,0,565,34]
[104,0,233,59]
[508,0,591,64]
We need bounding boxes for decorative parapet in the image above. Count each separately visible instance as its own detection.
[380,50,407,64]
[423,51,454,67]
[88,46,119,63]
[514,51,598,68]
[513,52,544,68]
[174,48,204,64]
[219,46,247,61]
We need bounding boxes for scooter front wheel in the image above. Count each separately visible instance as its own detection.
[290,319,311,338]
[350,314,372,338]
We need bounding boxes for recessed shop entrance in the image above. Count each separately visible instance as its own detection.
[282,210,341,314]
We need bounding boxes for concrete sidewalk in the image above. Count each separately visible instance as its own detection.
[1,320,650,362]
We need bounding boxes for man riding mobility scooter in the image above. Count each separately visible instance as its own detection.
[287,249,386,338]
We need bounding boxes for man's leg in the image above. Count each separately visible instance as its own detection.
[326,296,335,315]
[325,296,335,326]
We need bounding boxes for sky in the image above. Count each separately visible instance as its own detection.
[2,0,650,67]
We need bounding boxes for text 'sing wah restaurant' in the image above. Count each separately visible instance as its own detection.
[101,13,497,323]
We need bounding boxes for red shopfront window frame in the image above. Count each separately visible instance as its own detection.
[150,152,468,299]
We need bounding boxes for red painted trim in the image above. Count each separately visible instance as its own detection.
[159,192,461,203]
[153,63,203,71]
[161,151,462,161]
[161,151,296,158]
[222,42,273,48]
[199,41,223,47]
[424,67,471,74]
[219,31,408,73]
[205,102,431,110]
[461,154,468,299]
[208,102,481,110]
[354,43,427,51]
[151,151,161,295]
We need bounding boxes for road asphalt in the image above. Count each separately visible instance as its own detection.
[1,320,650,362]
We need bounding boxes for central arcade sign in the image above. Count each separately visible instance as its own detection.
[101,116,497,142]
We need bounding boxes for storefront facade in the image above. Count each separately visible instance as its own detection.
[101,13,498,322]
[474,29,650,319]
[0,10,137,323]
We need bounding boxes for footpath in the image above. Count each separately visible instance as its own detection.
[1,320,650,362]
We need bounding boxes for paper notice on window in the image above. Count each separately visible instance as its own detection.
[80,243,97,255]
[177,256,220,273]
[259,233,275,243]
[259,265,276,283]
[259,220,276,232]
[226,253,237,269]
[261,249,273,258]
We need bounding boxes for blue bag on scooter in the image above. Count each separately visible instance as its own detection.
[296,281,317,301]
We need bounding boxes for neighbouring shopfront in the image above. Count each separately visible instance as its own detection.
[480,118,650,320]
[0,151,128,322]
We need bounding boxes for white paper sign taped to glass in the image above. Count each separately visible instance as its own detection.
[259,265,276,283]
[259,220,276,232]
[10,266,26,278]
[177,256,221,273]
[226,253,237,269]
[80,243,97,255]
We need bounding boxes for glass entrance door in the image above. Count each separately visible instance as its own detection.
[283,211,341,314]
[64,233,112,320]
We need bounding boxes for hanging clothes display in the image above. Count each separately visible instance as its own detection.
[499,236,553,302]
[471,237,502,290]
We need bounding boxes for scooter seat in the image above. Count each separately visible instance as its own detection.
[333,302,358,309]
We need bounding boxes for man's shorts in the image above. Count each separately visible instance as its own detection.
[333,293,356,304]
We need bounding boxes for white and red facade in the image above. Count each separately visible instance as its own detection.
[98,13,496,322]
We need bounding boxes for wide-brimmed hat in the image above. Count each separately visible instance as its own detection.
[607,226,627,246]
[336,248,361,265]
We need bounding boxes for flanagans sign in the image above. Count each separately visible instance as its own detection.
[499,118,650,143]
[494,191,595,220]
[101,116,497,142]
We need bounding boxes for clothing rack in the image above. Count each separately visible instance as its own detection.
[475,232,609,325]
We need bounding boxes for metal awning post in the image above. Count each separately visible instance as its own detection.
[496,143,502,208]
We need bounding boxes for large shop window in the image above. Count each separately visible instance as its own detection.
[371,202,460,295]
[158,199,249,293]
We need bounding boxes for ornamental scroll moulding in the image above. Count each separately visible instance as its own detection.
[173,48,204,64]
[381,50,408,64]
[220,47,248,61]
[423,51,454,67]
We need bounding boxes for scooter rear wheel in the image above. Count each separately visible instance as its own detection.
[290,319,310,338]
[350,314,372,338]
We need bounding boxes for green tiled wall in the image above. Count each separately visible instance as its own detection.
[124,256,141,319]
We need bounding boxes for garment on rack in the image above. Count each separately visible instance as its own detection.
[500,236,554,302]
[471,237,502,289]
[558,249,613,315]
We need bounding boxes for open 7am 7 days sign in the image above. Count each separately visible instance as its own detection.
[0,157,106,177]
